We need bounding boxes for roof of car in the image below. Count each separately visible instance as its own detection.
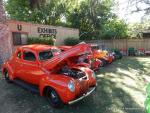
[58,46,72,50]
[20,44,59,51]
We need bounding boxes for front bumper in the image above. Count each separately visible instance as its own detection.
[68,86,96,105]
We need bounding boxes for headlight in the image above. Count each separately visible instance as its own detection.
[68,80,75,92]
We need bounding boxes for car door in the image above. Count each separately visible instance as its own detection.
[18,49,44,85]
[13,49,24,77]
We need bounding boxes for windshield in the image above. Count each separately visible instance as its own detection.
[39,48,62,60]
[39,50,53,60]
[51,49,61,53]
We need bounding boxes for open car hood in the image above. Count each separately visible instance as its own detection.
[43,44,91,70]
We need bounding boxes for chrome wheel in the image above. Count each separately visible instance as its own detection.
[46,87,63,108]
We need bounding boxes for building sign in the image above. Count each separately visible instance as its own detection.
[37,27,57,38]
[17,24,22,31]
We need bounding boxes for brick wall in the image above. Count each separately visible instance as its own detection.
[7,20,79,46]
[0,24,13,67]
[0,1,12,67]
[0,1,6,23]
[0,0,79,66]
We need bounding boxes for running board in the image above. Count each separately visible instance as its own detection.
[13,79,39,94]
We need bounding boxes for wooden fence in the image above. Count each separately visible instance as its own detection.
[84,38,150,50]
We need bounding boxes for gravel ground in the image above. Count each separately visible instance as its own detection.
[0,57,149,113]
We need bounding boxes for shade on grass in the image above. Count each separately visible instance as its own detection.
[0,57,149,113]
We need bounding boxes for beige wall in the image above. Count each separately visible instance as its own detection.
[7,20,79,46]
[85,38,150,50]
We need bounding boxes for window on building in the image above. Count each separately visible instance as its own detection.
[23,51,36,61]
[12,32,28,45]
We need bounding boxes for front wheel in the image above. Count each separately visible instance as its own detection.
[99,62,103,67]
[46,87,63,108]
[99,59,106,67]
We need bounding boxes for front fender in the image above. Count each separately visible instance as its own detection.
[39,74,76,104]
[74,67,96,86]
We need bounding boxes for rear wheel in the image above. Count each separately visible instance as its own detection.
[4,69,11,83]
[46,87,63,108]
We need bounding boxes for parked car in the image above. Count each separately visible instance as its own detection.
[92,49,113,66]
[58,45,103,71]
[2,44,97,108]
[100,50,114,63]
[112,49,122,59]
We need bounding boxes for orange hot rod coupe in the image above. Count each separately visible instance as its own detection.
[2,44,97,108]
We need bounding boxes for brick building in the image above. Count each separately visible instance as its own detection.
[0,20,79,66]
[0,1,12,67]
[7,20,79,51]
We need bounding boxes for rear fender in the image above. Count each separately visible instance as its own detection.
[2,62,15,80]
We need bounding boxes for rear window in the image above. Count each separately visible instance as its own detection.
[39,50,53,60]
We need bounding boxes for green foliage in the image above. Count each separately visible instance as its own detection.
[5,0,130,40]
[79,31,99,40]
[67,0,128,40]
[5,0,67,25]
[64,37,79,46]
[5,0,30,21]
[101,18,129,39]
[27,37,54,45]
[128,20,150,38]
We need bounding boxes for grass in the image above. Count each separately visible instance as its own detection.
[0,57,150,113]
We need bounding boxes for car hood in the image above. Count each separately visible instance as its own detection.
[42,44,91,70]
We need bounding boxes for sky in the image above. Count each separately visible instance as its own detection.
[114,0,150,23]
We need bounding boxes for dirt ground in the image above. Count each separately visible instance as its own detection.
[0,57,149,113]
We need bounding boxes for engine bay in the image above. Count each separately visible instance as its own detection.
[59,66,86,79]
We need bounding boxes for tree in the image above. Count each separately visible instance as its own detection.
[5,0,67,25]
[5,0,31,21]
[67,0,114,40]
[101,18,129,39]
[5,0,130,40]
[125,0,150,21]
[28,0,46,9]
[127,0,150,14]
[128,20,150,38]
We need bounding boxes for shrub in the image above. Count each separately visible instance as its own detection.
[64,37,79,46]
[27,37,54,45]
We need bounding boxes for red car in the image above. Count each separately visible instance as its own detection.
[2,44,96,107]
[92,49,113,66]
[58,45,102,71]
